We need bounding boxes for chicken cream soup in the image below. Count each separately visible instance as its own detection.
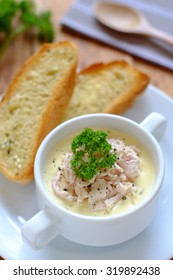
[43,128,155,217]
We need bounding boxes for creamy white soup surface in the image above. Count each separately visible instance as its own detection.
[43,128,155,217]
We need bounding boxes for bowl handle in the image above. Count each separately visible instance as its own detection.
[140,112,167,142]
[21,206,60,250]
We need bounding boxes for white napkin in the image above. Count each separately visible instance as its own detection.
[60,0,173,70]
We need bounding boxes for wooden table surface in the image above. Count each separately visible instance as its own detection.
[0,0,172,260]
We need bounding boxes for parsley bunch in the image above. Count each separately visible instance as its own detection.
[71,128,117,181]
[0,0,54,61]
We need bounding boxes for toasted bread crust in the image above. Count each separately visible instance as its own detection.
[62,60,149,121]
[0,41,78,183]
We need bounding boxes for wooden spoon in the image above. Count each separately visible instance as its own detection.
[94,1,173,45]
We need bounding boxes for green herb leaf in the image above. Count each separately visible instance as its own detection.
[0,0,54,61]
[71,128,117,181]
[0,0,19,32]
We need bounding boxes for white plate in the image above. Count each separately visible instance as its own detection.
[0,85,173,260]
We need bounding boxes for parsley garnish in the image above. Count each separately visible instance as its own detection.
[71,128,117,181]
[0,0,54,61]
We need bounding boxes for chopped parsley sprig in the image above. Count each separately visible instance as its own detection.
[71,128,117,181]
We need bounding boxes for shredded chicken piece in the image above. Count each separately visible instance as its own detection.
[52,138,140,211]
